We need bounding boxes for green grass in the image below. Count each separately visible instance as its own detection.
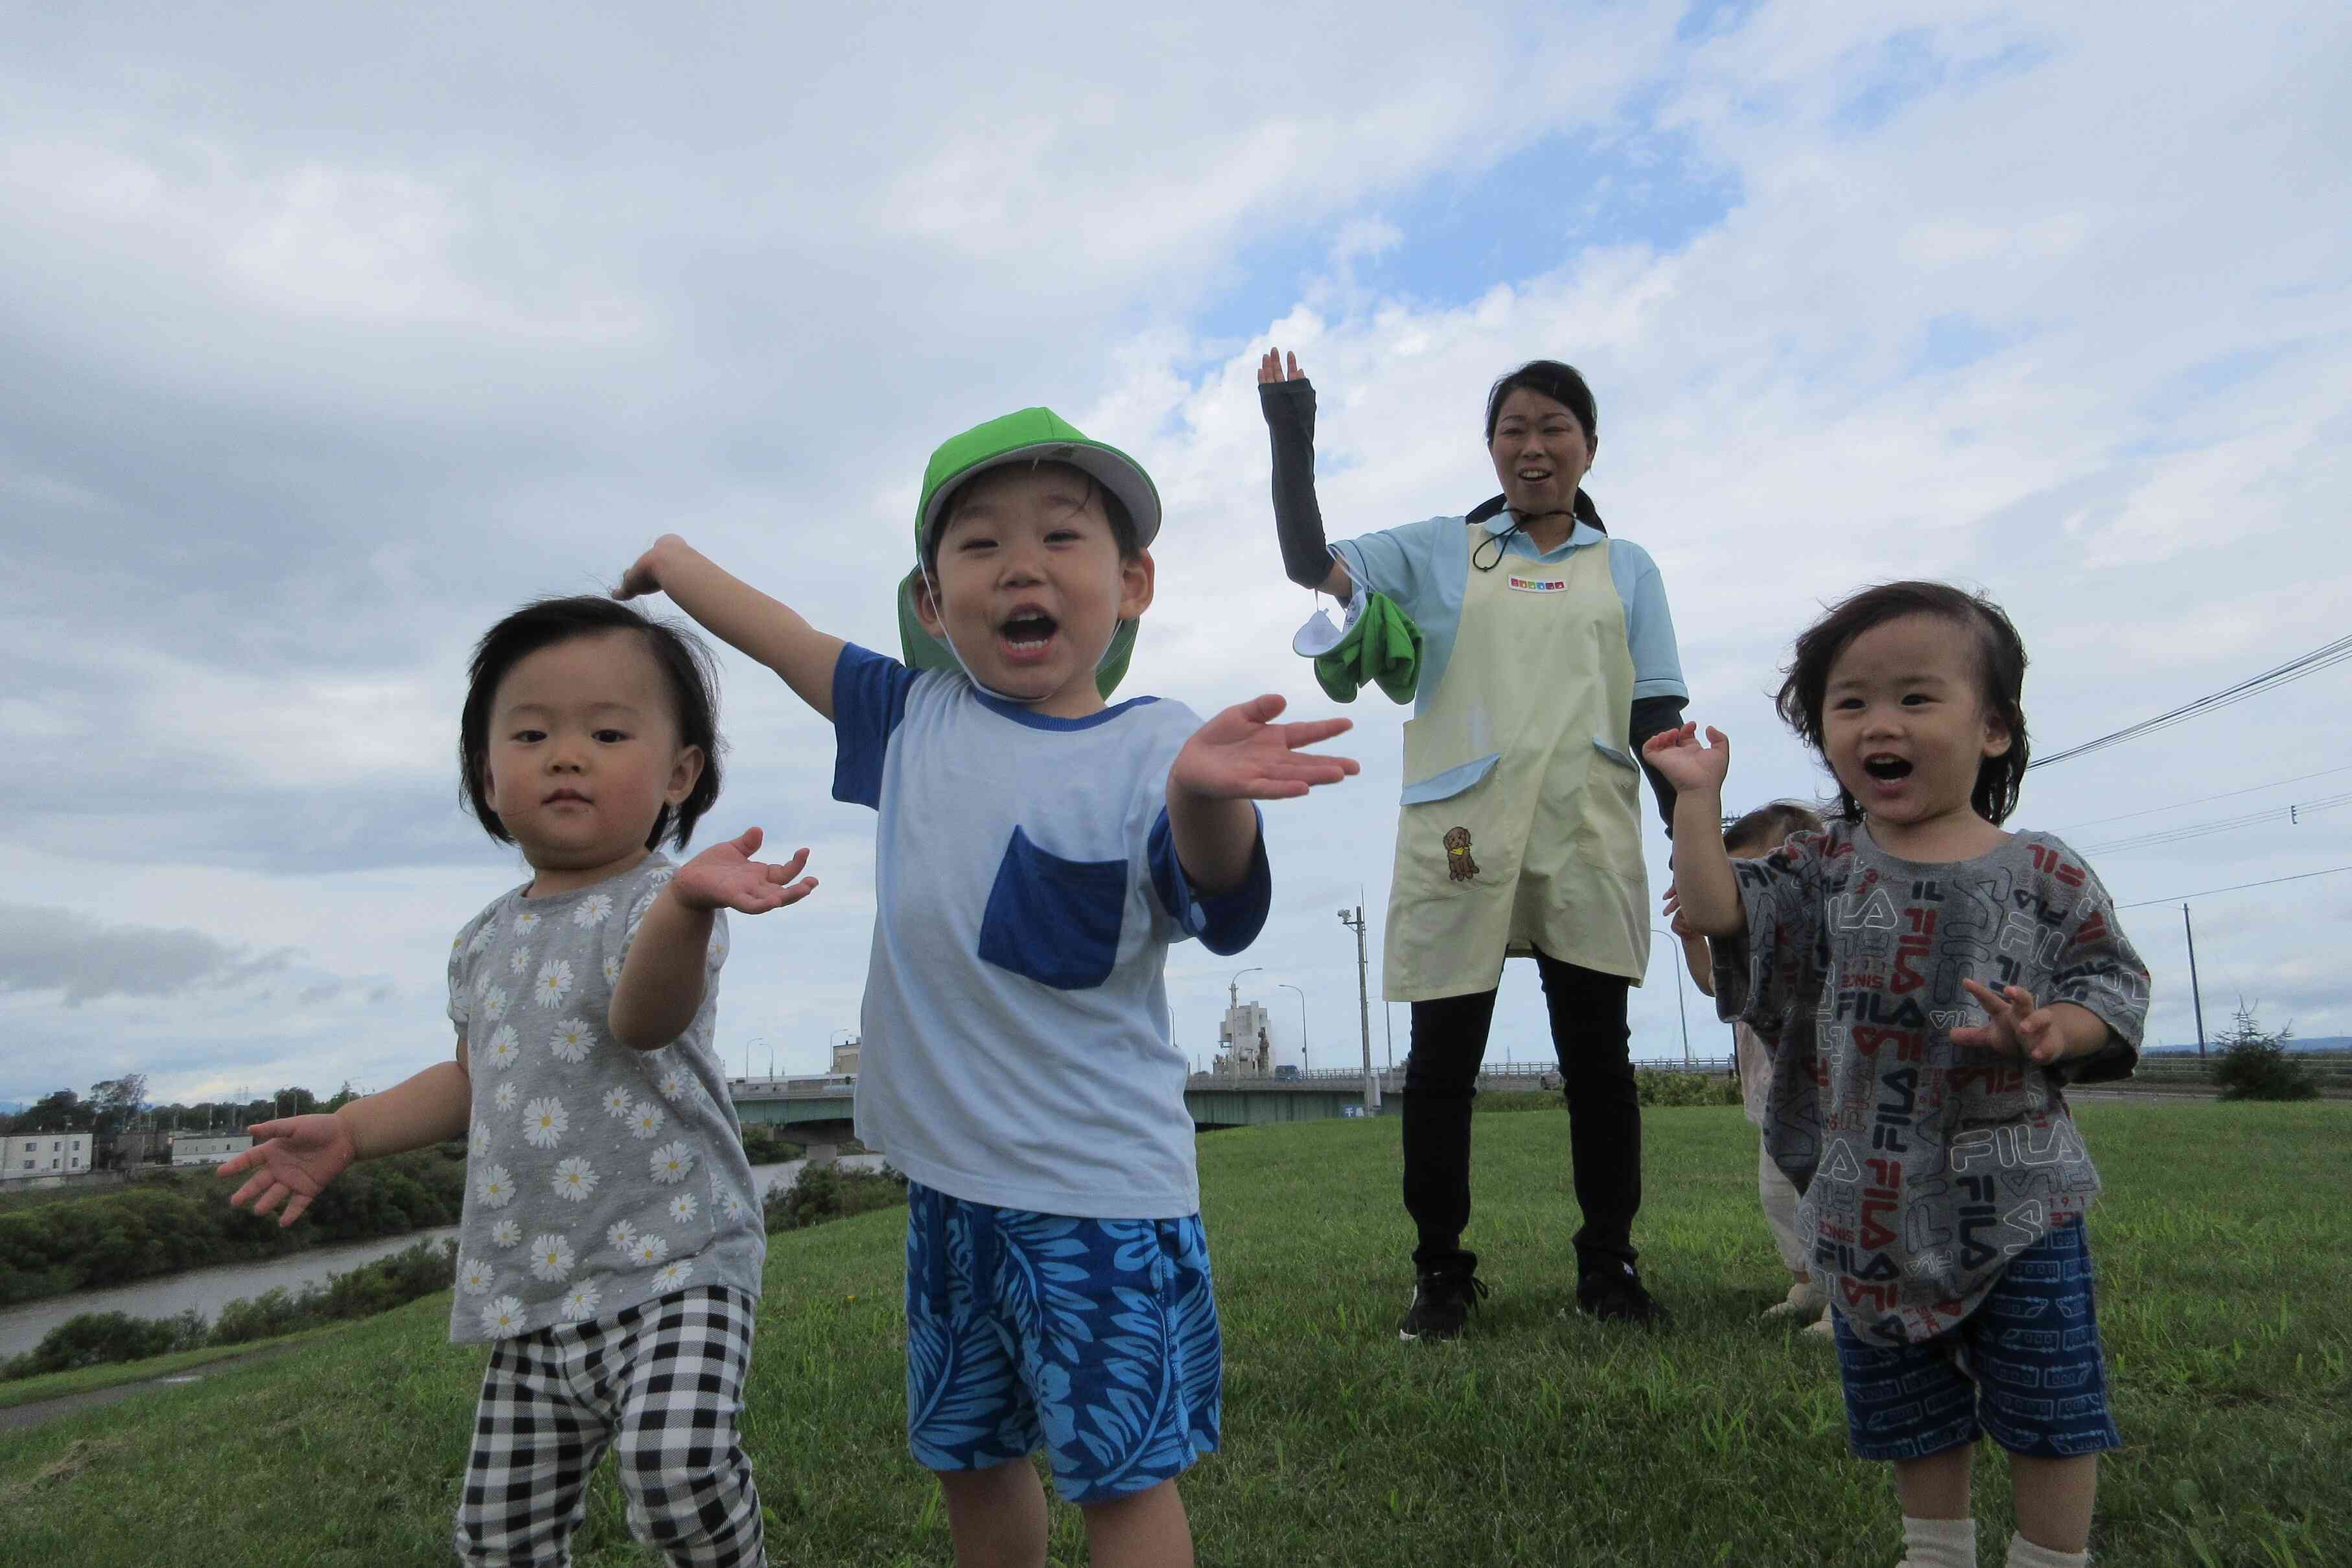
[3,1101,2346,1565]
[0,1326,349,1411]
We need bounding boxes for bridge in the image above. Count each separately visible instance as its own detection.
[727,1059,1738,1133]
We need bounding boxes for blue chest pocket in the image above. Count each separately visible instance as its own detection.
[977,826,1129,991]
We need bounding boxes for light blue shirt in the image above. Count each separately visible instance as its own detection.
[831,645,1271,1218]
[1330,514,1687,718]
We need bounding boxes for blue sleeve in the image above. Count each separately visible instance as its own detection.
[1609,541,1687,701]
[1331,516,1450,629]
[1146,806,1272,956]
[830,643,919,809]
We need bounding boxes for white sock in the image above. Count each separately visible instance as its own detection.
[1898,1514,1976,1568]
[2005,1534,2088,1568]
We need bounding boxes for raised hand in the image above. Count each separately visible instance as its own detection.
[1257,348,1306,384]
[1642,722,1732,794]
[217,1114,358,1227]
[1952,980,2068,1064]
[1171,695,1357,801]
[613,535,684,601]
[668,827,818,916]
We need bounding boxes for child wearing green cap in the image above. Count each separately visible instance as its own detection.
[617,408,1356,1566]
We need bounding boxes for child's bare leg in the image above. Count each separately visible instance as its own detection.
[1894,1443,1974,1517]
[1080,1479,1194,1568]
[938,1460,1049,1568]
[2008,1452,2097,1555]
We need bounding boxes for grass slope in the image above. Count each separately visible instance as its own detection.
[3,1101,2345,1566]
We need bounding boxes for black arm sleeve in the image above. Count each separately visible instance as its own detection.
[1259,378,1333,588]
[1629,694,1688,835]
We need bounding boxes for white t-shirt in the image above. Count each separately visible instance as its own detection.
[831,645,1271,1219]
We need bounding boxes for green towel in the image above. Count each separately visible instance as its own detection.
[1312,590,1423,704]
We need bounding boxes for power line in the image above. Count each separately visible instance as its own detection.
[2030,632,2352,770]
[2078,790,2352,857]
[2056,763,2352,832]
[2117,864,2352,910]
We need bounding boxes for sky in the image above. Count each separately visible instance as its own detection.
[5,1,2349,1108]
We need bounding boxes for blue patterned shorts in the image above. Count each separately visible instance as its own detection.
[903,1181,1222,1503]
[1834,1218,2122,1462]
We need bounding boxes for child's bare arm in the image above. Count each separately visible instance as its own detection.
[1167,694,1356,892]
[617,535,846,719]
[610,828,817,1052]
[218,1043,472,1225]
[1646,724,1740,934]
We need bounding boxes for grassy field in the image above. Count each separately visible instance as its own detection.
[3,1100,2345,1566]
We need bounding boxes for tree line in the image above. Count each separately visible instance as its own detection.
[5,1074,362,1144]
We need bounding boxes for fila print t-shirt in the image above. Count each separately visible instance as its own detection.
[444,855,764,1343]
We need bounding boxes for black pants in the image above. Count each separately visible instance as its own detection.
[1401,952,1640,1275]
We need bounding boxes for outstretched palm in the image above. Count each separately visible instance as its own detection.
[1172,695,1357,801]
[1642,722,1732,794]
[218,1114,357,1227]
[669,827,818,916]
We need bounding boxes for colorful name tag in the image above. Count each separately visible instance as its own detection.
[1507,576,1568,594]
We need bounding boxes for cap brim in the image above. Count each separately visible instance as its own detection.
[915,439,1161,553]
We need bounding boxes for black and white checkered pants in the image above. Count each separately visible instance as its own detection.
[456,1286,763,1567]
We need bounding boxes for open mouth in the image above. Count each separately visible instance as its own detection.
[1862,755,1913,783]
[1516,467,1554,483]
[997,612,1058,655]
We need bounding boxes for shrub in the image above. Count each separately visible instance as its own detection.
[763,1164,909,1234]
[1638,1072,1742,1109]
[2209,1008,2318,1101]
[738,1125,806,1164]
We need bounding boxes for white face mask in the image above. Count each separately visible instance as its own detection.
[1292,577,1369,658]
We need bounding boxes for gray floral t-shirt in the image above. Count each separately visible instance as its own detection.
[444,855,765,1343]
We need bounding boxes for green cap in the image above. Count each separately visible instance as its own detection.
[897,407,1161,699]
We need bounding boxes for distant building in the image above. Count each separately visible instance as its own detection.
[1217,1002,1273,1076]
[172,1133,253,1167]
[830,1038,860,1077]
[101,1128,172,1169]
[3,1132,91,1179]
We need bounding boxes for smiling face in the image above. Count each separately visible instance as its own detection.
[1487,387,1594,524]
[913,462,1154,717]
[480,631,704,894]
[1822,613,2012,859]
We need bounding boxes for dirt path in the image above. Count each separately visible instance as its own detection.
[0,1343,307,1434]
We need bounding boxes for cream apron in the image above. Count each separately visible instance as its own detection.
[1383,525,1649,1001]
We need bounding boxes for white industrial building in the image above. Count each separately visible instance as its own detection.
[3,1132,91,1179]
[1216,1002,1273,1077]
[172,1133,253,1166]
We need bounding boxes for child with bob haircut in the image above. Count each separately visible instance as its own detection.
[616,406,1357,1568]
[221,595,816,1568]
[1646,582,2149,1568]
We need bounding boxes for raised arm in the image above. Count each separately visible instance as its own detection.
[1167,693,1356,892]
[217,1042,473,1225]
[1644,723,1742,936]
[617,535,846,720]
[1258,349,1353,599]
[609,827,817,1052]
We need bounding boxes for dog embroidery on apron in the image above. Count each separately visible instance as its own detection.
[1443,826,1480,882]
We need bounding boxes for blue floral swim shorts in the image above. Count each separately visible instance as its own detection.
[903,1181,1222,1503]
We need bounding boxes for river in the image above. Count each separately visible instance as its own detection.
[0,1155,883,1361]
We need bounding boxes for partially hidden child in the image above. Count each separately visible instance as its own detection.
[1646,582,2150,1568]
[616,408,1358,1568]
[221,595,819,1568]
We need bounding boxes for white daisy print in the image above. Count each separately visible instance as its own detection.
[668,1192,699,1225]
[606,1218,638,1252]
[469,1124,491,1159]
[475,1164,516,1209]
[533,958,574,1009]
[552,1156,598,1203]
[649,1140,695,1184]
[548,1018,593,1064]
[601,954,621,986]
[515,910,542,937]
[480,1295,526,1337]
[719,1191,745,1223]
[629,1232,670,1266]
[522,1097,569,1149]
[601,1086,635,1118]
[628,1103,666,1140]
[483,1023,519,1068]
[507,947,530,976]
[457,1256,495,1295]
[649,1259,693,1292]
[657,1067,690,1102]
[559,1280,604,1321]
[574,893,614,927]
[493,1079,518,1112]
[528,1232,576,1283]
[491,1218,522,1249]
[468,919,498,955]
[482,985,509,1023]
[473,966,494,1002]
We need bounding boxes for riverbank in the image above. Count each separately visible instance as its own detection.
[3,1101,2344,1565]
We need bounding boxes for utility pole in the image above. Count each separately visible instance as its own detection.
[1279,984,1308,1073]
[1339,905,1377,1111]
[2183,903,2207,1057]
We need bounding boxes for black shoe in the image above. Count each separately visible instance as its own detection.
[1575,1262,1671,1325]
[1399,1267,1489,1341]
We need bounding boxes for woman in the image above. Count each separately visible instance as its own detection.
[1257,349,1688,1337]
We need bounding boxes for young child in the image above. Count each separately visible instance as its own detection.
[1675,800,1832,1335]
[615,407,1356,1568]
[220,595,815,1568]
[1646,582,2148,1568]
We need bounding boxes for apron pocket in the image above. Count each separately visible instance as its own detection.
[1399,751,1501,806]
[977,826,1128,991]
[1590,736,1640,772]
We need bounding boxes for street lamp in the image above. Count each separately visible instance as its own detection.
[1651,928,1692,1066]
[1278,983,1308,1073]
[1224,968,1263,1078]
